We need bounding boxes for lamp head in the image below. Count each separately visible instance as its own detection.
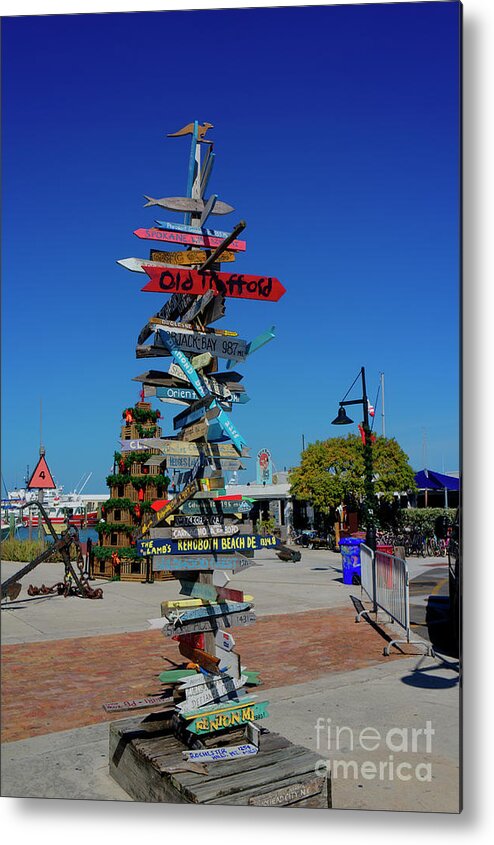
[331,406,354,426]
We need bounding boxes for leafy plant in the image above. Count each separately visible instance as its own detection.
[289,434,416,514]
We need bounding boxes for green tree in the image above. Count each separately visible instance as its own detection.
[288,434,416,515]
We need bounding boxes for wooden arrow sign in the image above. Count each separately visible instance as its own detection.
[180,497,253,514]
[134,227,247,252]
[140,479,200,535]
[172,524,240,540]
[142,267,286,303]
[226,326,276,369]
[166,600,252,625]
[119,437,166,452]
[148,327,249,364]
[162,609,256,638]
[182,744,258,763]
[140,439,248,458]
[150,248,235,265]
[178,642,221,674]
[177,674,247,714]
[144,196,234,215]
[173,514,223,526]
[152,554,259,573]
[138,534,278,557]
[185,700,270,735]
[155,385,199,403]
[155,219,246,243]
[157,329,209,399]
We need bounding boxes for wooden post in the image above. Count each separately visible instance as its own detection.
[185,121,199,226]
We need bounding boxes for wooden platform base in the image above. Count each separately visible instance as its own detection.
[109,710,331,808]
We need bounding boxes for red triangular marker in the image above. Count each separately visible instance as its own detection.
[28,455,56,489]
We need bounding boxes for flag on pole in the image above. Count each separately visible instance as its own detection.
[367,400,375,417]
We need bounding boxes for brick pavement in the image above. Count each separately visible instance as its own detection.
[1,607,405,743]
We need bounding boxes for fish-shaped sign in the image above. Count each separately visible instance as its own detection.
[142,266,286,303]
[134,227,247,252]
[144,195,234,215]
[138,534,279,557]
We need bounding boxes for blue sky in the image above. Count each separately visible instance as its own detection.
[1,2,461,493]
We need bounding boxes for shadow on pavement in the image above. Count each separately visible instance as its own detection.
[401,653,459,690]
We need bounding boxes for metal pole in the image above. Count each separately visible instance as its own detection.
[380,372,385,437]
[361,367,376,552]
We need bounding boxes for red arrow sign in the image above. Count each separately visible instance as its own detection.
[134,228,247,252]
[141,267,286,303]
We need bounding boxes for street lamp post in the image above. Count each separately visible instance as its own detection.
[331,366,377,551]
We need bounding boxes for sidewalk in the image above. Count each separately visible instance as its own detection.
[1,548,460,811]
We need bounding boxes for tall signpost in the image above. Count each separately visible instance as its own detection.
[116,122,286,757]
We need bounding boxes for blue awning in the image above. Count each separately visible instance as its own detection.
[414,469,460,492]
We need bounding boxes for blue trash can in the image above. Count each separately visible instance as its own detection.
[339,537,364,584]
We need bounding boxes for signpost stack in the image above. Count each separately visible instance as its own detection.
[109,123,330,807]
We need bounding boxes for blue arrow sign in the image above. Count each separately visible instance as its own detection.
[226,326,275,370]
[157,329,209,399]
[155,220,239,240]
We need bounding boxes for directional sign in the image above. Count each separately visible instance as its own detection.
[149,317,238,338]
[173,514,223,526]
[166,600,252,625]
[162,610,257,637]
[182,744,258,763]
[137,370,233,401]
[138,534,279,557]
[157,668,199,683]
[117,257,181,273]
[119,438,166,453]
[177,674,247,714]
[148,326,248,364]
[185,700,270,735]
[144,195,234,215]
[177,575,250,603]
[157,329,209,398]
[150,248,235,265]
[211,405,248,454]
[134,228,247,252]
[153,554,259,573]
[145,440,248,459]
[178,642,220,674]
[155,219,247,243]
[102,694,173,713]
[172,524,240,540]
[226,326,276,370]
[142,266,286,303]
[181,498,253,514]
[140,480,200,534]
[155,386,199,403]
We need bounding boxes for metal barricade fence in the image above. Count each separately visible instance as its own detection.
[356,544,432,655]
